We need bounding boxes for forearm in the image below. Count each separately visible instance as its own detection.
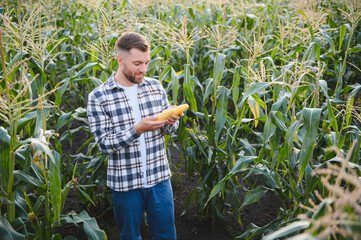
[95,127,140,153]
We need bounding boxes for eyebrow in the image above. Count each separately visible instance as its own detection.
[132,60,150,63]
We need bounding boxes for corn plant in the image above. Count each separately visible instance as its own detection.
[263,141,361,240]
[0,2,107,238]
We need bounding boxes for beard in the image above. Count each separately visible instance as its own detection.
[123,69,144,84]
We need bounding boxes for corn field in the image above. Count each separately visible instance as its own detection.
[0,0,360,239]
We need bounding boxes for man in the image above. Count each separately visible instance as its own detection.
[87,32,179,240]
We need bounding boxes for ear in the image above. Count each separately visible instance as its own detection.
[116,54,123,64]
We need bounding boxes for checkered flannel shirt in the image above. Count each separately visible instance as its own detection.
[87,74,178,192]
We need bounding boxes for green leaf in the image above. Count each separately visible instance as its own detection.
[183,64,197,112]
[170,67,179,105]
[56,211,106,240]
[348,84,361,98]
[263,115,276,145]
[287,86,309,112]
[348,44,361,53]
[35,108,50,138]
[77,187,95,206]
[55,79,70,107]
[13,170,45,188]
[271,96,286,111]
[319,80,329,99]
[205,156,257,206]
[73,211,107,240]
[159,65,172,83]
[298,108,322,183]
[56,112,72,132]
[276,121,301,168]
[231,66,241,108]
[147,56,163,71]
[251,93,267,109]
[0,127,10,144]
[213,53,226,86]
[88,77,103,87]
[316,155,361,172]
[205,181,226,209]
[72,62,104,80]
[188,7,195,19]
[322,32,335,54]
[150,46,163,58]
[51,234,62,240]
[203,78,215,106]
[22,137,55,165]
[0,127,10,190]
[0,216,25,240]
[17,111,37,132]
[215,86,230,144]
[49,151,62,223]
[241,186,268,207]
[339,25,346,51]
[33,196,45,214]
[270,111,287,132]
[288,233,317,240]
[120,0,131,10]
[238,82,274,111]
[263,221,310,240]
[327,99,338,137]
[233,82,276,143]
[305,164,318,196]
[313,199,333,219]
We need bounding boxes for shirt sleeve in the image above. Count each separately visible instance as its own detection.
[87,92,140,154]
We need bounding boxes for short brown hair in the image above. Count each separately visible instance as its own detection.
[116,32,149,54]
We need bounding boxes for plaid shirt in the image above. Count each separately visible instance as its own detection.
[87,74,178,192]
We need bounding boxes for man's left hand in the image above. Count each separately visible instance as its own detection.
[166,114,180,125]
[166,105,183,125]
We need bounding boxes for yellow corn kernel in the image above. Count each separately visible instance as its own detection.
[173,104,189,116]
[155,109,175,121]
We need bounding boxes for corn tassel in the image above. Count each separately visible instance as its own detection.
[155,109,175,121]
[173,104,189,116]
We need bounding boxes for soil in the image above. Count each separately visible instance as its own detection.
[55,123,281,240]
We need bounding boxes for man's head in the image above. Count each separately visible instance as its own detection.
[116,32,150,54]
[115,32,150,85]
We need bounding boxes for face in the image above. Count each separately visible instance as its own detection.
[118,48,150,85]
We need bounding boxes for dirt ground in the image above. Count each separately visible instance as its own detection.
[56,125,281,240]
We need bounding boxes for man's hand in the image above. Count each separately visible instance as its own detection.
[166,105,183,125]
[166,114,180,125]
[134,116,167,135]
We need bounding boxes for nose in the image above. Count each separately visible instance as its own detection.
[139,64,147,73]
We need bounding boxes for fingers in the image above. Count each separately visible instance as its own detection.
[135,117,167,134]
[135,113,181,134]
[166,114,180,125]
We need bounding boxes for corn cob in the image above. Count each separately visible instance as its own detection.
[173,104,189,116]
[155,108,175,121]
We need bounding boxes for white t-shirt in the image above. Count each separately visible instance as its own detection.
[116,82,153,188]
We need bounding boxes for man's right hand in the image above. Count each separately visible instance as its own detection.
[134,116,168,135]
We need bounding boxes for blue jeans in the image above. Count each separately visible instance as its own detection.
[112,179,176,240]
